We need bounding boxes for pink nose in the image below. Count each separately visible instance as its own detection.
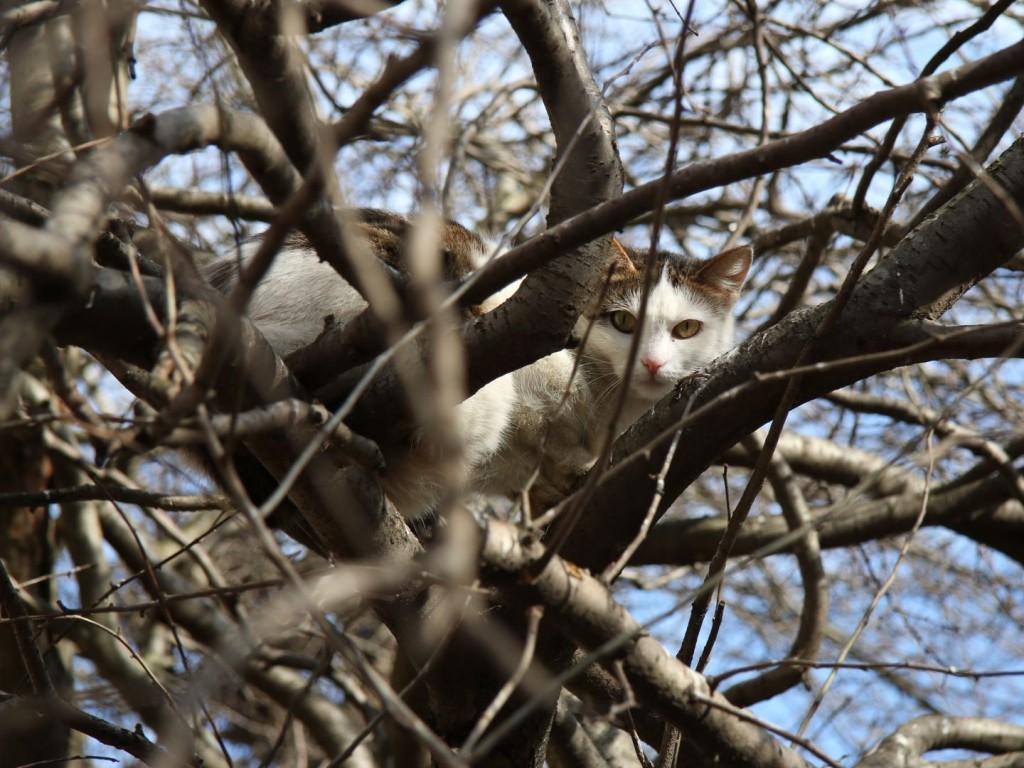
[641,357,664,376]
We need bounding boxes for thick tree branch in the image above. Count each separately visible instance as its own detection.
[302,0,406,33]
[856,716,1024,768]
[560,133,1024,571]
[329,0,625,434]
[478,521,812,768]
[630,473,1021,568]
[461,0,623,382]
[462,38,1024,308]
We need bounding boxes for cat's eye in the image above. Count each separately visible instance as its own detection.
[606,309,638,333]
[672,319,702,339]
[608,310,637,333]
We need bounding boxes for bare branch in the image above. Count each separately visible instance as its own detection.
[562,133,1024,572]
[857,716,1024,768]
[478,521,813,768]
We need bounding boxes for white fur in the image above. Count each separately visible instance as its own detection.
[241,251,368,356]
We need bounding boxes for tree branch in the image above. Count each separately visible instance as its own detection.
[478,521,813,768]
[561,133,1024,572]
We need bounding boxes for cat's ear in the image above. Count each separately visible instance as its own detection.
[611,238,639,275]
[697,245,752,294]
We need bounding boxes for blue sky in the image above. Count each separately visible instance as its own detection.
[14,1,1024,764]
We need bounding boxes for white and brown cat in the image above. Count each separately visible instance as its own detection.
[208,211,751,520]
[484,239,751,507]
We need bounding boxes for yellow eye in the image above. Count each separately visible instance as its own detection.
[672,319,702,339]
[609,310,637,333]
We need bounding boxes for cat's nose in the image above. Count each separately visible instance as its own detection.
[641,357,664,376]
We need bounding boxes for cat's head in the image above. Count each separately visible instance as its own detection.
[580,241,752,404]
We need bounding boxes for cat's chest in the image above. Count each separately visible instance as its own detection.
[513,352,594,436]
[474,352,600,496]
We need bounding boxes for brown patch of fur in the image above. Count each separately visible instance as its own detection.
[675,270,737,307]
[354,209,485,281]
[281,209,486,282]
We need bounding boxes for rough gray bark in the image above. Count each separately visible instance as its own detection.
[4,3,1024,766]
[562,134,1024,572]
[856,717,1024,768]
[480,521,811,768]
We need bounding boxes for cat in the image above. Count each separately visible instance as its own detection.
[477,239,752,508]
[207,210,751,520]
